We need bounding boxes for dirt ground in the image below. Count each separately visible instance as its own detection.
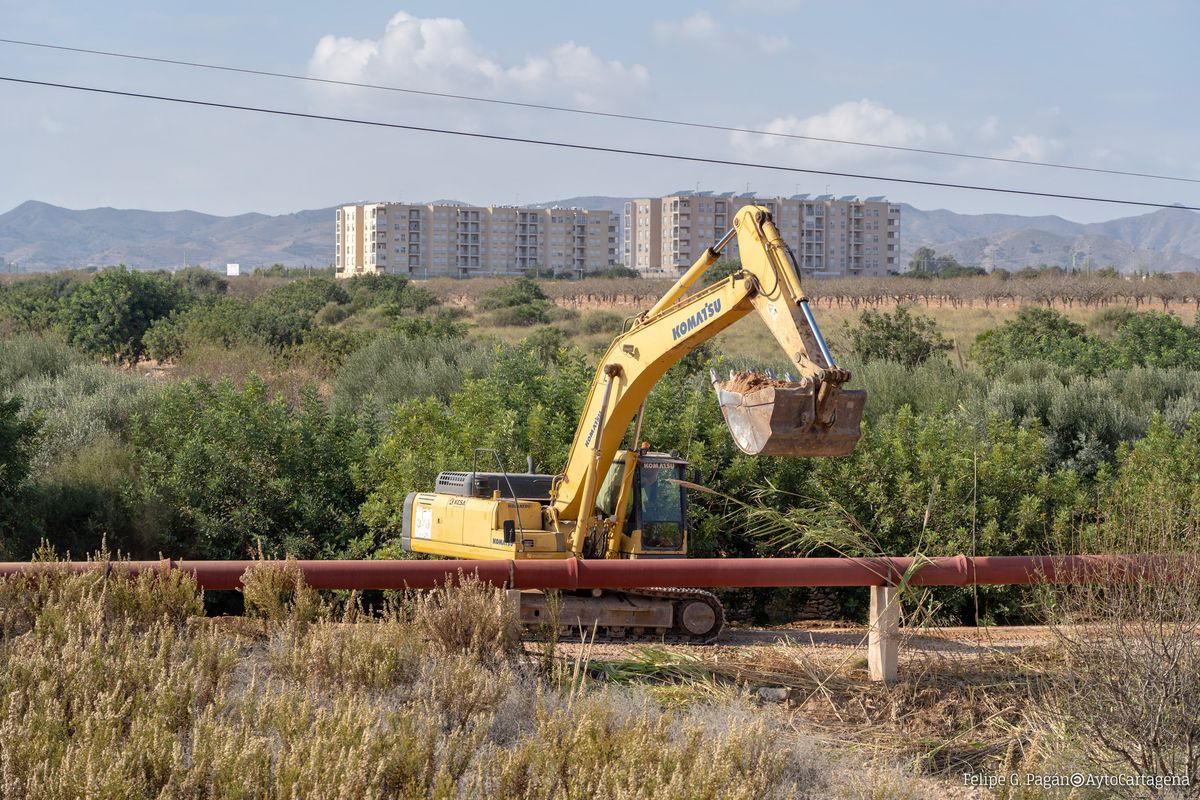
[550,622,1057,665]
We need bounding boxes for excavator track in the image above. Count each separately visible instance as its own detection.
[518,588,725,644]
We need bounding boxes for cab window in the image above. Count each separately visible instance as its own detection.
[637,462,685,550]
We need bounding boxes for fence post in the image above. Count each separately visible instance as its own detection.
[868,586,899,682]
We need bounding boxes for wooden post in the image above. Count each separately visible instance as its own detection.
[868,586,899,682]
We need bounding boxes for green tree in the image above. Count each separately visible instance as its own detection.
[701,259,742,286]
[58,267,187,362]
[908,246,937,274]
[248,277,350,348]
[0,272,79,333]
[1111,311,1200,370]
[844,306,952,367]
[970,307,1116,377]
[0,397,39,549]
[586,265,640,279]
[476,277,551,326]
[128,376,372,559]
[358,342,591,535]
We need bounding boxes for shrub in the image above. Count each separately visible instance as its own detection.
[521,327,570,366]
[411,574,522,667]
[489,303,550,326]
[1111,310,1200,370]
[358,343,591,536]
[844,306,952,367]
[0,335,83,386]
[701,259,742,286]
[172,266,228,296]
[248,277,350,349]
[9,362,160,474]
[143,296,254,362]
[331,331,493,417]
[0,397,39,546]
[970,307,1116,377]
[128,376,371,559]
[579,310,625,335]
[477,277,551,326]
[0,272,78,333]
[241,559,323,623]
[58,267,189,362]
[585,265,640,279]
[1044,558,1200,789]
[344,273,439,315]
[476,277,548,311]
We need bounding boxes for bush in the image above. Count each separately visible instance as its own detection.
[477,277,551,326]
[970,307,1116,377]
[128,376,372,559]
[0,335,83,386]
[59,267,189,362]
[1111,310,1200,370]
[9,362,160,474]
[248,277,350,349]
[585,265,640,279]
[240,559,323,622]
[344,273,439,314]
[844,306,952,367]
[0,397,39,546]
[488,303,550,327]
[702,259,742,286]
[143,296,254,361]
[579,310,625,335]
[0,272,78,333]
[331,331,493,418]
[358,343,591,536]
[172,266,228,296]
[475,277,547,311]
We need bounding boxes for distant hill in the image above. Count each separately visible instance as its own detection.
[0,201,335,271]
[2,198,1198,273]
[900,204,1200,272]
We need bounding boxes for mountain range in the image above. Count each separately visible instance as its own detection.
[2,198,1198,274]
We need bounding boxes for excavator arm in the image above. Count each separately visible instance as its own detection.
[549,206,865,555]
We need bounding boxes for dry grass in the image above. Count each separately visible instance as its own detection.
[0,562,847,799]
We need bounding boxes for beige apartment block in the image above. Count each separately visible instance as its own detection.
[623,198,663,272]
[335,202,617,279]
[623,191,900,278]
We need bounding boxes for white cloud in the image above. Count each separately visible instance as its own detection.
[997,134,1063,161]
[38,116,65,135]
[653,11,791,55]
[309,12,647,108]
[731,99,952,165]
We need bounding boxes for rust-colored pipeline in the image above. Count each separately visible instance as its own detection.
[0,555,1180,591]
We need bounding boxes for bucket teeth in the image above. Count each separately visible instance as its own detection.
[711,370,865,457]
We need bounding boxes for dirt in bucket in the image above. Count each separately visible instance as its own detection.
[720,370,797,393]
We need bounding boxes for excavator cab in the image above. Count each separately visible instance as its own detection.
[595,450,689,558]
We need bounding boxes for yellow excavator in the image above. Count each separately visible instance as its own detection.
[402,206,866,641]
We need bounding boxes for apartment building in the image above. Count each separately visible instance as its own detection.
[622,191,901,278]
[335,202,617,278]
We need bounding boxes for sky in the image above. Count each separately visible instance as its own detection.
[1,1,1197,222]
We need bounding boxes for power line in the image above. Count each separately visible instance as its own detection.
[2,74,1198,213]
[2,35,1197,187]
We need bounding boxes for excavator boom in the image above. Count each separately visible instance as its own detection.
[550,206,865,543]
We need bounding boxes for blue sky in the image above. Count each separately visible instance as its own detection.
[1,1,1196,221]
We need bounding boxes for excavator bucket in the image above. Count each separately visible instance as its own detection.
[712,371,865,457]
